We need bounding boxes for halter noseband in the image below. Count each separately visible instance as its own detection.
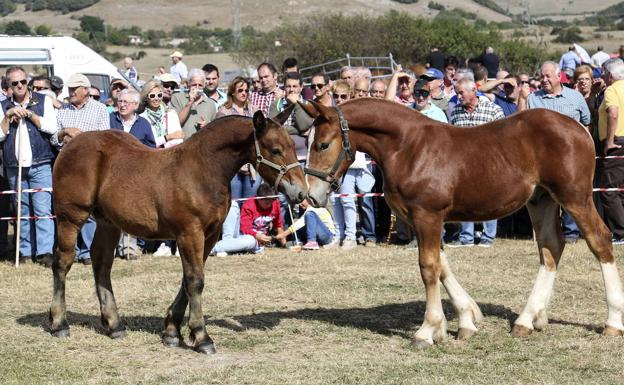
[253,118,303,191]
[304,107,354,191]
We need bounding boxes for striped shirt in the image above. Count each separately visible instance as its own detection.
[52,98,110,146]
[527,87,590,125]
[450,96,504,127]
[250,89,278,117]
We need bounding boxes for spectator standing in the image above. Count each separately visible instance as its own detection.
[442,56,460,98]
[426,46,446,71]
[481,70,518,116]
[54,73,110,265]
[518,61,591,243]
[591,46,611,69]
[596,58,624,243]
[169,51,188,87]
[419,68,449,111]
[140,80,184,149]
[310,73,333,107]
[480,47,500,79]
[353,78,369,99]
[250,62,283,117]
[202,64,227,109]
[340,66,355,88]
[106,78,128,113]
[369,79,387,99]
[122,57,138,83]
[559,45,582,79]
[385,66,415,106]
[411,79,448,122]
[170,68,216,139]
[447,78,504,248]
[0,66,57,266]
[157,73,179,107]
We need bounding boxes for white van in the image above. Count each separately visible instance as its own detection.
[0,35,133,101]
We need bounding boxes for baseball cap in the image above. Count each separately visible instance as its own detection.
[414,79,431,92]
[110,78,128,89]
[170,51,183,58]
[50,75,64,91]
[67,73,91,88]
[158,73,179,85]
[420,68,444,80]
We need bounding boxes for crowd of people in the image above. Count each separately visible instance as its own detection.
[1,43,624,265]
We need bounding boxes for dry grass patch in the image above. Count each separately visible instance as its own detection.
[1,239,624,384]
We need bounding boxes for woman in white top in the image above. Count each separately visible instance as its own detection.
[139,80,184,149]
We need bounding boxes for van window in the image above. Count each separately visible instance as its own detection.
[0,65,53,78]
[85,74,110,102]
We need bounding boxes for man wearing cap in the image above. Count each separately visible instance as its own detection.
[412,79,448,123]
[54,73,110,265]
[420,68,449,111]
[158,73,179,107]
[0,66,58,267]
[170,51,188,87]
[106,78,128,113]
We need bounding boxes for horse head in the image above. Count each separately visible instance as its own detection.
[298,101,354,207]
[252,106,306,204]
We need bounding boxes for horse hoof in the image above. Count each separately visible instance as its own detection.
[51,328,70,338]
[457,328,477,341]
[109,329,126,339]
[602,326,624,337]
[162,335,181,347]
[511,324,532,337]
[194,342,217,355]
[410,337,433,349]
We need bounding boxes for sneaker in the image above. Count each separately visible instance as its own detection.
[303,241,320,250]
[478,240,493,248]
[341,239,358,251]
[215,251,228,257]
[446,240,475,248]
[153,243,172,257]
[365,239,377,247]
[323,238,340,249]
[612,237,624,245]
[174,248,180,257]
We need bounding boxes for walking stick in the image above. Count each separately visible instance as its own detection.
[14,118,24,267]
[287,204,302,252]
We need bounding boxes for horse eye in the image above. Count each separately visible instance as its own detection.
[320,143,329,151]
[271,148,282,156]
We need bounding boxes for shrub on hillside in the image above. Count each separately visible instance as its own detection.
[21,0,100,14]
[427,1,445,11]
[5,20,32,35]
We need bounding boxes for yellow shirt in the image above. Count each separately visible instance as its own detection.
[598,80,624,141]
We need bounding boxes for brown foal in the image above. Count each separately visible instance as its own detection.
[49,109,306,354]
[302,98,624,347]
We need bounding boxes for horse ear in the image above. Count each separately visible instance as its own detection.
[273,103,296,126]
[298,100,320,119]
[252,110,267,134]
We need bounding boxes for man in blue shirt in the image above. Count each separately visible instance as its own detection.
[559,46,582,78]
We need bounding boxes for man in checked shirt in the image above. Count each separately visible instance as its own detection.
[250,62,283,117]
[54,73,110,265]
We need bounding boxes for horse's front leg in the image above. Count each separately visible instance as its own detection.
[412,213,448,348]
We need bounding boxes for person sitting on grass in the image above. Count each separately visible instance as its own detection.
[275,199,338,250]
[212,183,286,256]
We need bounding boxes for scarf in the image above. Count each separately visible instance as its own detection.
[145,104,166,137]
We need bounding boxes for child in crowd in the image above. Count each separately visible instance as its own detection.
[275,199,338,250]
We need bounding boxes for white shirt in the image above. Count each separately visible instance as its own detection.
[170,61,188,84]
[591,51,611,68]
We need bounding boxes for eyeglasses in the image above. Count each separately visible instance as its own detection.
[235,88,248,94]
[577,77,592,82]
[414,90,430,98]
[32,86,50,91]
[90,94,101,100]
[161,83,176,89]
[117,99,137,105]
[148,93,163,99]
[310,83,326,90]
[11,79,27,87]
[333,93,348,100]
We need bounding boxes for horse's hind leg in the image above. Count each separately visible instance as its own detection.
[563,195,624,336]
[50,218,81,337]
[91,220,124,338]
[513,189,564,336]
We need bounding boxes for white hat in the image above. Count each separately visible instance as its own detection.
[158,73,179,85]
[170,51,183,58]
[67,73,91,88]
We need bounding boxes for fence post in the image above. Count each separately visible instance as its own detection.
[346,53,351,68]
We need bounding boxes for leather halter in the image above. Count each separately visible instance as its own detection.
[304,107,354,191]
[253,119,302,191]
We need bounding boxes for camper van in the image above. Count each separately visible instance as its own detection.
[0,35,133,101]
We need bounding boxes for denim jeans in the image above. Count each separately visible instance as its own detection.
[212,201,259,254]
[117,232,139,257]
[305,210,334,245]
[75,216,96,261]
[459,220,497,244]
[6,163,54,257]
[231,172,261,201]
[561,210,580,239]
[334,168,376,241]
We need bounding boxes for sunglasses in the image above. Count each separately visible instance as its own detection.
[148,93,163,99]
[310,83,326,90]
[161,83,176,89]
[11,79,28,87]
[112,84,126,91]
[90,94,101,100]
[414,90,430,98]
[235,88,248,94]
[519,80,530,85]
[32,86,50,91]
[333,93,348,100]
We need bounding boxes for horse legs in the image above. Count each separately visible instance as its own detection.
[561,194,624,336]
[91,220,124,338]
[411,212,448,348]
[49,218,81,337]
[439,250,483,340]
[513,191,564,336]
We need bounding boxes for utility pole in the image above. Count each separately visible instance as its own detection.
[232,0,241,48]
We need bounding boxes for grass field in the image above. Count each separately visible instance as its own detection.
[1,239,623,384]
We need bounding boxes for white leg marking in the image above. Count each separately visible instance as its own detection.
[601,262,624,331]
[439,251,482,332]
[414,280,446,345]
[515,265,557,330]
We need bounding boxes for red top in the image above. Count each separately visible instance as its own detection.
[240,198,283,236]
